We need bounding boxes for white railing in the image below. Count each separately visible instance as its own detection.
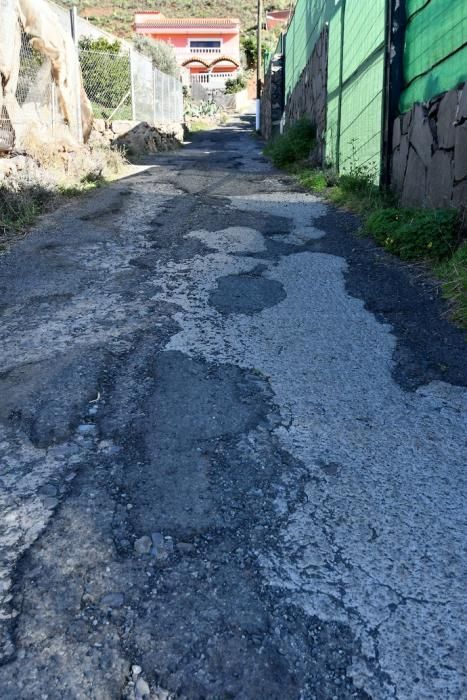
[188,47,222,55]
[191,72,237,88]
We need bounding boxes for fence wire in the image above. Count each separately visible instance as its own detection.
[1,23,67,151]
[2,0,184,153]
[79,49,132,121]
[153,68,184,124]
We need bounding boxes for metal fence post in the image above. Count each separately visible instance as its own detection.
[130,49,136,120]
[69,7,83,143]
[381,0,406,187]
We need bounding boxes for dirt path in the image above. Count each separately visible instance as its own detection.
[0,116,466,699]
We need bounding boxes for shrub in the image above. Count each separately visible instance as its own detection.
[224,75,247,94]
[364,208,460,261]
[264,119,316,168]
[132,35,179,77]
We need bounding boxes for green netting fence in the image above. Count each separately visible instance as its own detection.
[325,0,386,177]
[400,0,467,112]
[280,0,466,180]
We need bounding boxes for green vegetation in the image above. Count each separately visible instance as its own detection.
[263,125,466,326]
[363,208,459,262]
[79,37,132,119]
[436,243,467,325]
[58,1,291,41]
[224,74,247,94]
[132,35,179,77]
[264,120,316,168]
[0,184,51,244]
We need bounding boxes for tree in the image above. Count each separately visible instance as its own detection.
[132,35,179,77]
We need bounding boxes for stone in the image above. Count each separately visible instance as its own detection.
[409,104,433,167]
[458,83,467,122]
[132,665,142,678]
[176,542,195,554]
[452,179,467,208]
[100,592,124,608]
[135,678,150,699]
[401,109,412,134]
[42,497,58,510]
[426,149,454,207]
[77,424,96,435]
[454,122,467,182]
[437,89,458,149]
[400,147,427,207]
[134,536,152,555]
[392,117,401,149]
[391,133,409,192]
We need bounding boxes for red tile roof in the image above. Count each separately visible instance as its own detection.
[135,15,240,28]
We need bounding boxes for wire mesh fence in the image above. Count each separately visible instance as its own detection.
[1,0,184,152]
[79,49,132,121]
[0,22,68,151]
[153,68,184,124]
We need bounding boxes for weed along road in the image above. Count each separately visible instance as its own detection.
[0,116,466,699]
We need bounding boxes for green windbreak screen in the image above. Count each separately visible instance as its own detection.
[325,0,386,178]
[284,0,334,98]
[401,0,467,111]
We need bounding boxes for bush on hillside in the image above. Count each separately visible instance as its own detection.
[263,119,316,167]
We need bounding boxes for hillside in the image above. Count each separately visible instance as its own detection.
[57,0,291,38]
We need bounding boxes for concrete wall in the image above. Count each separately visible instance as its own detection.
[284,26,328,165]
[391,82,467,209]
[260,54,284,141]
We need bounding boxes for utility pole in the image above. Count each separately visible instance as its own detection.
[256,0,263,131]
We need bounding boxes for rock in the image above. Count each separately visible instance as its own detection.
[458,83,467,122]
[409,104,433,167]
[391,132,409,193]
[132,665,142,678]
[452,179,467,208]
[77,424,96,435]
[39,484,58,497]
[42,497,58,510]
[454,122,467,182]
[176,542,195,554]
[400,147,427,207]
[392,118,401,149]
[426,149,454,207]
[100,592,124,608]
[134,536,152,555]
[135,678,150,699]
[437,89,458,149]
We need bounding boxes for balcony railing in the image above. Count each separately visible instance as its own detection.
[191,71,237,88]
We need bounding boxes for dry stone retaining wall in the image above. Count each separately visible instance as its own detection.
[284,26,328,165]
[261,54,285,141]
[391,83,467,209]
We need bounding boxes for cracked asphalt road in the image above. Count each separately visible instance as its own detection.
[0,115,466,699]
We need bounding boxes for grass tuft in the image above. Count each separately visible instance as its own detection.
[264,120,316,168]
[436,243,467,325]
[364,208,460,262]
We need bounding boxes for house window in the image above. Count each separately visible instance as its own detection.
[189,40,222,50]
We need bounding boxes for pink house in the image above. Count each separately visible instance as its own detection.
[134,13,241,89]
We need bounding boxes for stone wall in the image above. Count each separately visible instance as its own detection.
[391,83,467,209]
[284,26,328,165]
[261,54,285,141]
